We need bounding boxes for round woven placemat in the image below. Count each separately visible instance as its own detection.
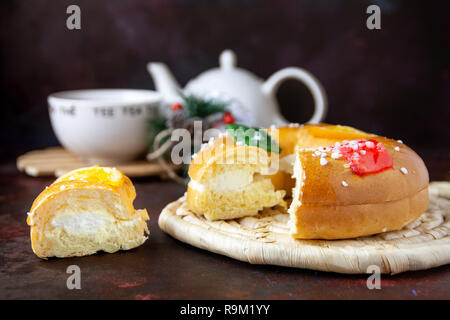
[159,182,450,274]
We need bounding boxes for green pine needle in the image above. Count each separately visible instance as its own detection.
[148,112,168,152]
[225,124,282,154]
[182,94,227,118]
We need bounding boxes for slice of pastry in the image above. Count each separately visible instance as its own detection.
[187,134,286,221]
[186,123,429,239]
[27,166,149,258]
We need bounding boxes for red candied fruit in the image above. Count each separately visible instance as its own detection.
[223,112,235,124]
[337,139,393,175]
[171,103,183,111]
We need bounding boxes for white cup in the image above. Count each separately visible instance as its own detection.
[48,89,161,164]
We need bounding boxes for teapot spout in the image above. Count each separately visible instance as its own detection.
[147,62,182,104]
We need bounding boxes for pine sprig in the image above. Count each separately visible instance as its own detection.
[148,93,230,157]
[148,110,168,152]
[225,124,281,154]
[182,94,227,118]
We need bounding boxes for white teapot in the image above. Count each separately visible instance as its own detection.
[147,49,327,127]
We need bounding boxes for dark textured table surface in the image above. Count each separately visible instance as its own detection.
[0,151,449,300]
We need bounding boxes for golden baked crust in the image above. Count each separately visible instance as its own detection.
[188,135,273,182]
[266,124,374,151]
[292,188,428,239]
[27,166,149,258]
[296,140,428,206]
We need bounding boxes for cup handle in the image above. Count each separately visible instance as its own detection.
[261,67,327,124]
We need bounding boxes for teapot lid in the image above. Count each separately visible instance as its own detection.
[185,49,264,95]
[219,50,237,70]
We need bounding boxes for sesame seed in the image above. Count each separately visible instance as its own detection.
[320,158,328,166]
[397,140,403,144]
[400,167,408,174]
[382,228,387,232]
[342,181,348,187]
[344,163,350,168]
[365,141,375,149]
[394,146,400,151]
[331,152,342,159]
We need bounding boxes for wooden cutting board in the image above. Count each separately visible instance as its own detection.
[17,147,178,178]
[159,182,450,274]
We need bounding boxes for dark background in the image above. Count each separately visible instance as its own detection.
[0,1,449,300]
[0,0,449,176]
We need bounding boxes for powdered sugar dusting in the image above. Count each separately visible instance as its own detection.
[320,158,328,166]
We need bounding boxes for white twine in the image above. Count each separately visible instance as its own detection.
[147,129,186,184]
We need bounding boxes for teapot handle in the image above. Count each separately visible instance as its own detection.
[262,67,327,124]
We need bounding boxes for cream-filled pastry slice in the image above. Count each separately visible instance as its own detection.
[187,135,285,221]
[27,166,149,258]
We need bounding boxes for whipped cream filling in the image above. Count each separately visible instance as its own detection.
[288,153,304,232]
[278,154,295,175]
[189,169,256,193]
[190,155,296,193]
[51,210,116,236]
[189,179,205,192]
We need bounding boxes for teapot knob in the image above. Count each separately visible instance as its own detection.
[219,49,237,70]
